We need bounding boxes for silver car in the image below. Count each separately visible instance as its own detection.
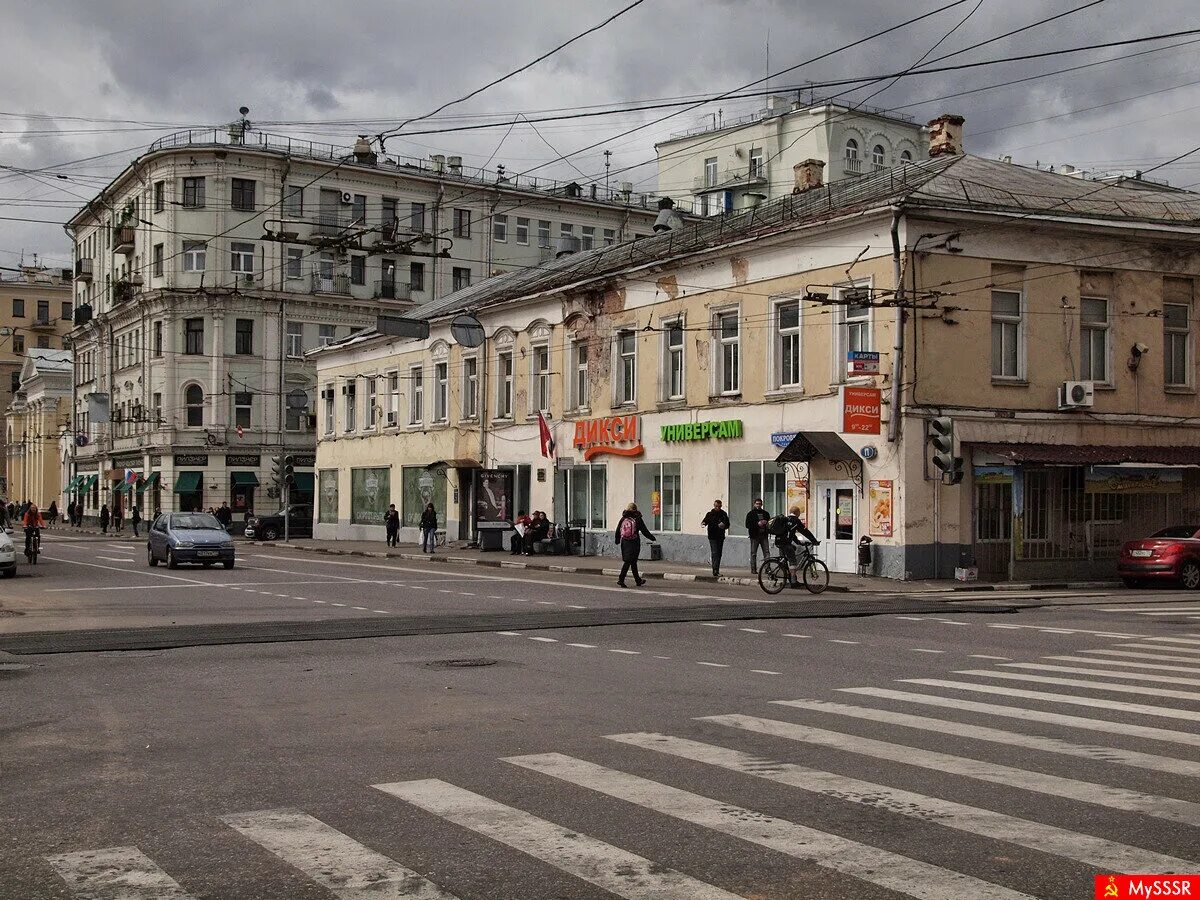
[147,512,235,569]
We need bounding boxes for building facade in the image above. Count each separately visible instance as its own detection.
[65,125,659,520]
[655,97,926,215]
[313,118,1200,581]
[5,348,72,508]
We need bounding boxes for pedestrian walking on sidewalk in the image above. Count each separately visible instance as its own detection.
[47,501,58,527]
[66,499,75,529]
[419,503,438,553]
[745,497,771,574]
[384,504,400,547]
[113,504,124,534]
[701,499,730,577]
[130,503,142,538]
[510,510,530,554]
[615,502,656,587]
[99,503,110,534]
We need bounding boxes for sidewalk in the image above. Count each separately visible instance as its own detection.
[60,526,1118,593]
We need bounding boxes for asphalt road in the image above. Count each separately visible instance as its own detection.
[3,533,1199,899]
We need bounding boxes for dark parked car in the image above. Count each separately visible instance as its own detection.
[147,512,235,569]
[245,505,313,540]
[1118,525,1200,588]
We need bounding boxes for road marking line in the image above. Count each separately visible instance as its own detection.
[1056,653,1200,674]
[458,592,474,597]
[222,809,458,899]
[566,604,586,609]
[654,655,672,660]
[437,589,455,594]
[751,670,783,675]
[700,623,725,628]
[331,603,347,608]
[528,636,557,643]
[900,679,1200,722]
[933,619,970,626]
[783,633,811,639]
[607,733,1192,873]
[352,606,369,611]
[955,668,1200,700]
[535,601,556,605]
[96,555,137,563]
[1100,606,1200,613]
[839,687,1200,747]
[696,662,729,668]
[495,631,522,636]
[506,753,1037,900]
[988,624,1021,629]
[608,649,640,655]
[739,628,766,633]
[894,616,925,621]
[375,778,739,900]
[1141,636,1200,647]
[566,643,597,648]
[775,698,1200,778]
[488,595,504,599]
[1003,662,1200,687]
[1082,648,1200,665]
[828,639,859,645]
[45,846,195,899]
[911,649,945,654]
[312,600,326,604]
[970,655,1010,660]
[706,714,1200,826]
[374,610,389,614]
[1038,628,1076,634]
[1117,643,1200,656]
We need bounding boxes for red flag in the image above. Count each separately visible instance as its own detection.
[537,411,555,459]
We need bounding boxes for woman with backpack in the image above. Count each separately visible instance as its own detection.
[614,502,656,587]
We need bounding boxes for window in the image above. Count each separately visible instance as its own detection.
[1081,296,1110,382]
[286,322,304,358]
[715,311,740,394]
[230,242,255,274]
[231,178,256,211]
[836,289,871,381]
[617,329,637,405]
[184,318,204,355]
[871,144,886,168]
[537,220,551,249]
[152,392,162,426]
[463,357,478,419]
[285,247,303,279]
[453,208,471,238]
[12,334,23,353]
[581,226,595,251]
[408,366,423,425]
[559,223,575,245]
[350,255,365,286]
[991,289,1022,379]
[283,184,303,217]
[365,377,377,429]
[493,214,508,242]
[182,241,206,272]
[62,301,72,319]
[182,176,205,208]
[603,228,616,246]
[153,181,164,212]
[571,339,589,410]
[516,217,529,245]
[286,390,308,432]
[433,362,448,422]
[36,299,49,322]
[452,267,471,291]
[845,139,859,160]
[409,262,425,292]
[900,149,913,162]
[36,335,50,350]
[233,392,252,428]
[410,202,426,232]
[318,469,338,523]
[12,298,23,317]
[235,318,253,355]
[727,461,787,535]
[344,380,357,431]
[381,197,398,227]
[185,384,204,426]
[496,351,513,418]
[634,462,681,532]
[153,243,164,276]
[976,481,1012,541]
[557,464,607,529]
[323,383,334,434]
[749,147,764,178]
[318,324,336,347]
[774,299,801,389]
[704,156,718,187]
[387,372,400,425]
[532,344,550,413]
[664,319,685,400]
[350,468,390,526]
[153,321,163,357]
[351,194,366,224]
[1164,280,1192,388]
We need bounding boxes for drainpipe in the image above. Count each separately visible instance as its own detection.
[887,207,905,444]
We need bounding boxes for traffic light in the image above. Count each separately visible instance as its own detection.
[929,416,964,485]
[270,455,283,485]
[283,455,296,486]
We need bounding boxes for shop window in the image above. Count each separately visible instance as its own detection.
[401,465,446,529]
[556,464,607,529]
[727,461,787,535]
[350,467,389,525]
[634,461,681,532]
[318,470,339,523]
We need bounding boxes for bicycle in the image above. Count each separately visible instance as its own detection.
[24,527,41,565]
[758,543,829,595]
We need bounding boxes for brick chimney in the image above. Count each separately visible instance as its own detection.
[792,159,825,194]
[927,114,965,158]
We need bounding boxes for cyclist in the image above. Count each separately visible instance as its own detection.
[776,504,819,588]
[22,501,46,560]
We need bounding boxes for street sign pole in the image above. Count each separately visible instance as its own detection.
[284,483,290,543]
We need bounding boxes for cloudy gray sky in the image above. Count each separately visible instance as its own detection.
[2,0,1199,268]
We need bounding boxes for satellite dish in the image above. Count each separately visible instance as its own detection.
[286,389,309,410]
[450,313,485,348]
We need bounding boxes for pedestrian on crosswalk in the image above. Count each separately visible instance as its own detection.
[615,502,656,587]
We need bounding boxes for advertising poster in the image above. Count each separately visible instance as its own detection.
[475,469,513,525]
[785,478,808,519]
[842,386,882,435]
[869,479,894,537]
[350,467,390,525]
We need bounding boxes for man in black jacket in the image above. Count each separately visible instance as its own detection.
[700,499,730,577]
[745,497,771,573]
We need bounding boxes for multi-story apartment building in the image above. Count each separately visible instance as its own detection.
[0,267,74,496]
[312,115,1200,582]
[64,124,660,519]
[5,348,72,508]
[656,95,926,215]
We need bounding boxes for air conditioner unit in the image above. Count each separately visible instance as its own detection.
[386,411,396,426]
[1058,380,1095,409]
[340,191,354,204]
[242,273,254,285]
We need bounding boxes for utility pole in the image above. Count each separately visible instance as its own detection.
[604,150,612,198]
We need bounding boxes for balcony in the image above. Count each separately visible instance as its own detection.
[844,157,863,174]
[113,279,137,305]
[375,280,412,302]
[313,214,353,237]
[692,165,768,194]
[113,225,136,255]
[310,272,350,295]
[75,258,94,282]
[31,315,56,331]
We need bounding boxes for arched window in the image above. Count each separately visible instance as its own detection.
[900,149,913,162]
[844,139,859,160]
[872,145,886,168]
[185,384,204,427]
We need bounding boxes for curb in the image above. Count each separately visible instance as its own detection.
[949,580,1118,591]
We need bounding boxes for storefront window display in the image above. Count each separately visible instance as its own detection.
[318,469,338,523]
[554,464,607,528]
[401,466,447,528]
[634,462,681,532]
[350,467,390,526]
[727,461,787,534]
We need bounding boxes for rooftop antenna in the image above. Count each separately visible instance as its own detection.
[764,29,770,97]
[604,150,612,197]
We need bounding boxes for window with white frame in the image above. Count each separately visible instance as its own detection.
[408,367,423,425]
[991,289,1022,379]
[233,392,252,429]
[285,247,303,279]
[900,149,913,162]
[749,147,764,178]
[532,343,550,413]
[185,384,204,426]
[283,184,303,217]
[664,319,685,400]
[344,380,356,432]
[871,144,886,169]
[493,214,508,242]
[537,220,551,249]
[433,362,448,422]
[230,242,255,274]
[386,372,400,425]
[704,157,718,187]
[835,290,871,380]
[773,298,801,389]
[515,217,529,245]
[318,324,336,347]
[570,339,589,410]
[558,463,607,529]
[1164,294,1192,388]
[462,356,479,419]
[182,241,206,272]
[617,330,637,405]
[603,228,615,246]
[365,377,377,429]
[453,208,471,238]
[1080,296,1110,382]
[323,384,334,433]
[496,350,514,418]
[286,321,304,358]
[581,226,595,250]
[845,139,859,160]
[714,311,740,395]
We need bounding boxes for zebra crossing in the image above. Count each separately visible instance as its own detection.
[42,635,1200,899]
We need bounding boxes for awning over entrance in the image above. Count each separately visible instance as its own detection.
[173,471,202,493]
[775,431,860,464]
[79,474,98,492]
[64,476,81,492]
[978,443,1200,466]
[230,472,260,486]
[292,472,314,492]
[136,473,160,493]
[114,482,133,494]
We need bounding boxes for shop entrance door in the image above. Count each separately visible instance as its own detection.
[814,481,856,573]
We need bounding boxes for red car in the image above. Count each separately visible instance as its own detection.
[1118,525,1200,589]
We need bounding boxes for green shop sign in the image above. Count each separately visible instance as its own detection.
[660,420,744,442]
